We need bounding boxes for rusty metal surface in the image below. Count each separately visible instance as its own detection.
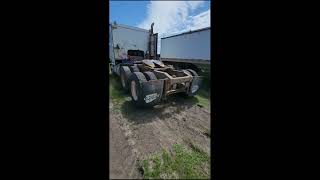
[152,60,165,68]
[142,60,155,68]
[152,69,200,99]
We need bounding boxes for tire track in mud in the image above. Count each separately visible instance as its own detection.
[127,98,210,155]
[109,101,142,179]
[110,96,211,178]
[159,104,211,154]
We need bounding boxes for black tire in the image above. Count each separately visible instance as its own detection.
[186,69,198,76]
[187,64,201,74]
[128,72,147,106]
[120,66,132,91]
[186,69,201,96]
[143,71,157,81]
[110,65,117,76]
[128,72,161,107]
[130,64,140,72]
[182,70,192,76]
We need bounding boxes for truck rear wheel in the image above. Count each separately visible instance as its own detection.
[130,64,140,72]
[143,71,157,81]
[129,72,146,106]
[186,69,198,76]
[129,72,161,107]
[186,69,201,96]
[182,70,192,76]
[120,66,132,91]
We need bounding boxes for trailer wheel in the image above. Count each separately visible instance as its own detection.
[143,71,157,81]
[130,64,140,72]
[120,66,132,91]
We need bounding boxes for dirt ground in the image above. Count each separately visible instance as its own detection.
[109,94,211,179]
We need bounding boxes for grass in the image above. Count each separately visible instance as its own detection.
[195,70,211,108]
[195,89,210,108]
[109,74,127,100]
[109,64,130,103]
[141,144,210,179]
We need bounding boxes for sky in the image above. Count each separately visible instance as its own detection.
[110,0,211,53]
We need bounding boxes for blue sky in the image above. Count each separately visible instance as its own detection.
[110,1,149,27]
[110,1,211,52]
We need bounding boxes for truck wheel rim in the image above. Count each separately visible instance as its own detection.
[131,81,138,101]
[121,73,125,87]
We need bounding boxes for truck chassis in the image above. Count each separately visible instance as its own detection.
[112,59,202,107]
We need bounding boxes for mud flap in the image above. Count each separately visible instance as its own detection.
[189,76,203,95]
[140,80,164,106]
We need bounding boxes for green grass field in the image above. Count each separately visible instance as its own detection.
[141,143,210,179]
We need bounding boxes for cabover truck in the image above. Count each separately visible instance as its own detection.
[109,22,202,107]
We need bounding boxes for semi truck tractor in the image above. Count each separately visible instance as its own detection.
[109,22,202,107]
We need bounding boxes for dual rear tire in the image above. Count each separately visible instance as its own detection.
[143,71,157,81]
[120,66,132,91]
[120,66,160,107]
[120,65,201,106]
[128,71,161,107]
[183,69,200,96]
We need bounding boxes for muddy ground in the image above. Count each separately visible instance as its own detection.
[109,94,211,179]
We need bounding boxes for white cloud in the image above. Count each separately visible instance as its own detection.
[137,1,210,53]
[186,9,211,31]
[187,1,205,10]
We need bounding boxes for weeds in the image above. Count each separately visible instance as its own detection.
[141,144,210,179]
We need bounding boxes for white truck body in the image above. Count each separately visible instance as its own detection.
[109,23,150,64]
[160,27,210,64]
[109,23,158,76]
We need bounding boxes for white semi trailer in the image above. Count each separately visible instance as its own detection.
[160,27,210,72]
[109,22,202,107]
